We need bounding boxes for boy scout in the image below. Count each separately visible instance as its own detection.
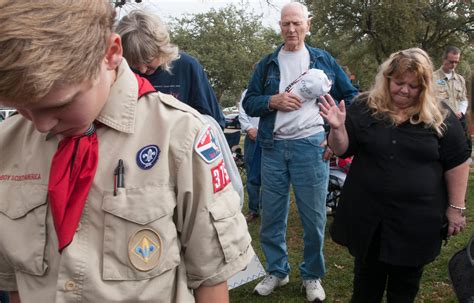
[0,1,253,302]
[433,46,471,152]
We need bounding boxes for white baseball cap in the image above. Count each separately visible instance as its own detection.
[285,69,332,102]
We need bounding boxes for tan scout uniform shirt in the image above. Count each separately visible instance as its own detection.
[433,68,468,113]
[0,61,253,303]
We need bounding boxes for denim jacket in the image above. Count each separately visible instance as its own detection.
[242,44,358,148]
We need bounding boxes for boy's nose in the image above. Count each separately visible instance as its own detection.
[30,113,58,133]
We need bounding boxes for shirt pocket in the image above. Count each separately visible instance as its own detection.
[0,184,48,276]
[208,191,251,263]
[453,81,464,99]
[101,186,180,281]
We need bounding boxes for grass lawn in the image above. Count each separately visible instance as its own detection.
[229,171,474,302]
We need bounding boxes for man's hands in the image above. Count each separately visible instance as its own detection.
[269,92,302,112]
[247,128,258,141]
[320,139,333,161]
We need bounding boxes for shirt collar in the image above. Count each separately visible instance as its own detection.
[96,59,138,134]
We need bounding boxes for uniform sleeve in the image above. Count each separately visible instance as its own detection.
[0,252,17,291]
[458,76,468,103]
[175,124,253,289]
[439,109,471,171]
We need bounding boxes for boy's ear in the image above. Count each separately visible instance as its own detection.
[104,33,123,70]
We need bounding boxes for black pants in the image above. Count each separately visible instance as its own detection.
[351,234,424,303]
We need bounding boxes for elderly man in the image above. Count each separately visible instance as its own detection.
[433,46,471,152]
[242,2,357,301]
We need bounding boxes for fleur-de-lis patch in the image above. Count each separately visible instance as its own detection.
[136,144,160,170]
[128,229,162,271]
[134,235,159,263]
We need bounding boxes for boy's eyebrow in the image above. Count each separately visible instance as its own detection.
[53,90,81,108]
[28,89,81,111]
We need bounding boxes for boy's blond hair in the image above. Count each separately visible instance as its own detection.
[367,48,446,136]
[115,10,179,73]
[0,0,115,104]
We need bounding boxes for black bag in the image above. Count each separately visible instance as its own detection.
[448,236,474,303]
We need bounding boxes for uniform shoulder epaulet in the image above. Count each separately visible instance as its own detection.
[157,92,206,123]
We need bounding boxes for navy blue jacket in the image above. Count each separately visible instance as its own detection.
[243,44,358,148]
[139,52,225,129]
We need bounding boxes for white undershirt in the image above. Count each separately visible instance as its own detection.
[274,47,324,139]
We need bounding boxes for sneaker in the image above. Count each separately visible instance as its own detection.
[302,279,326,302]
[254,274,289,296]
[245,212,259,223]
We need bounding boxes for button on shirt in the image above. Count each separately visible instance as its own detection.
[0,61,253,302]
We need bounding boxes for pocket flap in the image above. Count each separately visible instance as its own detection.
[0,184,48,219]
[102,186,175,225]
[208,192,239,221]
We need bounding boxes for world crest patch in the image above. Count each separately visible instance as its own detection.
[195,126,221,163]
[136,144,160,170]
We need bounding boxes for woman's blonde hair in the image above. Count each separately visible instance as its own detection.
[115,10,179,73]
[367,48,446,136]
[0,0,115,104]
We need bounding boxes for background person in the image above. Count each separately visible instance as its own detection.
[116,10,226,129]
[117,10,244,206]
[320,48,470,303]
[243,2,358,301]
[433,45,471,152]
[238,89,261,222]
[0,1,253,302]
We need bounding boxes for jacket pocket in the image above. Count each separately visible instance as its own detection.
[101,186,180,281]
[208,191,251,263]
[0,184,48,276]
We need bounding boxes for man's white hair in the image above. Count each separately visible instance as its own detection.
[280,2,310,20]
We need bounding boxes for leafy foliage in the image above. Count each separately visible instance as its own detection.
[168,4,281,107]
[307,0,473,91]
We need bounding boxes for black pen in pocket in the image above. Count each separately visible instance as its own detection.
[114,159,125,196]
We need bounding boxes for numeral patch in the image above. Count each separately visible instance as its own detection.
[211,160,231,193]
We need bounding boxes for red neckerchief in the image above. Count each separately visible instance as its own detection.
[48,125,98,252]
[134,73,155,97]
[48,74,155,252]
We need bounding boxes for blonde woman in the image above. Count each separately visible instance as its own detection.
[116,10,225,128]
[319,48,470,302]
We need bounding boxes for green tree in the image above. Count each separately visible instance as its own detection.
[307,0,473,90]
[169,4,280,107]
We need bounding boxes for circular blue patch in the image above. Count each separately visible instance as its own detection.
[136,145,160,170]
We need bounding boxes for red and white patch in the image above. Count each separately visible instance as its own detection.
[195,126,221,164]
[211,160,231,193]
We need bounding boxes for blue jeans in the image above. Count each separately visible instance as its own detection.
[0,291,9,303]
[244,135,261,214]
[260,132,328,280]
